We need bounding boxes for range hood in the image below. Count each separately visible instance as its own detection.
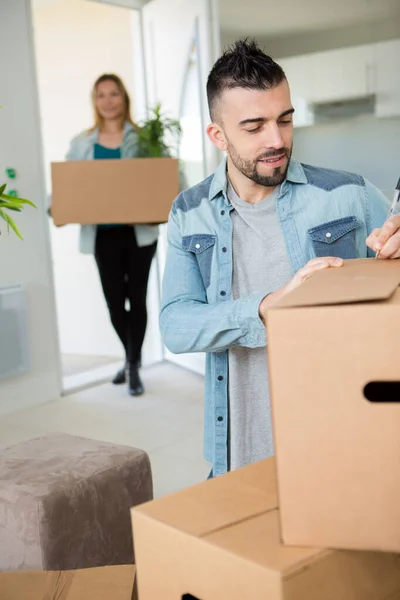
[312,95,376,123]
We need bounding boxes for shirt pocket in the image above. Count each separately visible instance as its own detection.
[182,234,216,289]
[308,216,358,260]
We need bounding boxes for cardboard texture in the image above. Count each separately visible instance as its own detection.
[50,158,179,226]
[268,258,400,553]
[131,458,400,599]
[0,565,135,600]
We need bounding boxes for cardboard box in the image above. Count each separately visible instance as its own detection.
[0,565,135,600]
[50,158,179,226]
[267,258,400,553]
[131,458,400,599]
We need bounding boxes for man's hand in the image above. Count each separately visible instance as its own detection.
[366,215,400,259]
[258,256,344,323]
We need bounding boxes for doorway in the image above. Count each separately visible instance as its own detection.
[31,0,163,392]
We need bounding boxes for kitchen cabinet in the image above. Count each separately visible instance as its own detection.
[310,44,375,104]
[279,56,315,127]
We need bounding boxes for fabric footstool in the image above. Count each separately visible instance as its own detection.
[0,433,153,571]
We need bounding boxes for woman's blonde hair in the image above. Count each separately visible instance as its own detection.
[89,73,139,133]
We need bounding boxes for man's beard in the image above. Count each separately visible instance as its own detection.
[226,138,292,187]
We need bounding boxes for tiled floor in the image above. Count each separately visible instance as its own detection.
[0,362,210,498]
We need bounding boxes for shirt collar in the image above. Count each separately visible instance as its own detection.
[208,157,228,200]
[208,156,307,201]
[286,158,308,184]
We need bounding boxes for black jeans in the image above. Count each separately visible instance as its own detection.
[94,226,157,365]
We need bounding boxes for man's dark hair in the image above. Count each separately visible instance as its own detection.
[206,38,286,122]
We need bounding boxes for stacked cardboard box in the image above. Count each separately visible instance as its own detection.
[131,258,400,598]
[131,458,400,599]
[267,258,400,552]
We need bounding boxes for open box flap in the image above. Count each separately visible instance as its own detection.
[273,259,400,309]
[132,459,278,538]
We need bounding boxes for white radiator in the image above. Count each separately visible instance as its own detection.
[0,285,30,380]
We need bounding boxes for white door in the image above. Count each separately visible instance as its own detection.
[141,0,220,375]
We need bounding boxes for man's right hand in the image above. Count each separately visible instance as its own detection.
[258,256,344,323]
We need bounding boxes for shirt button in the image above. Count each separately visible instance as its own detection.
[220,291,226,296]
[195,243,201,249]
[222,247,227,253]
[218,375,223,381]
[221,210,225,216]
[325,232,332,239]
[217,416,223,422]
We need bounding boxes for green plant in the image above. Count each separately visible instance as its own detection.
[136,103,182,158]
[0,183,36,239]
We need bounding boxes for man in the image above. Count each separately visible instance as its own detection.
[160,39,400,477]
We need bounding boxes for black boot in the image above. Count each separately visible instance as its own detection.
[128,364,144,396]
[113,355,142,385]
[112,364,126,385]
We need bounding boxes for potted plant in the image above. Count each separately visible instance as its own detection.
[136,103,182,158]
[0,184,36,239]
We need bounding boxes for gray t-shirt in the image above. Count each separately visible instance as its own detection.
[227,180,293,471]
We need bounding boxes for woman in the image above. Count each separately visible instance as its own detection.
[66,74,158,396]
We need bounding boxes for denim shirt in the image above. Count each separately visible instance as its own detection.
[160,157,390,476]
[66,122,159,253]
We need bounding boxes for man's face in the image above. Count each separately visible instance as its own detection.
[207,80,294,187]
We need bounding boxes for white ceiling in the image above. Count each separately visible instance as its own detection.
[219,0,400,36]
[33,0,148,6]
[32,0,400,37]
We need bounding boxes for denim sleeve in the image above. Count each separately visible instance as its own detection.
[364,178,391,257]
[159,210,267,354]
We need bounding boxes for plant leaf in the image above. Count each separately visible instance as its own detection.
[2,206,22,212]
[0,197,23,206]
[0,193,36,208]
[0,200,24,212]
[0,184,6,196]
[0,209,23,239]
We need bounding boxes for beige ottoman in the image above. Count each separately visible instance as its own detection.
[0,433,153,571]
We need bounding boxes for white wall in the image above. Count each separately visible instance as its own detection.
[32,0,162,364]
[0,0,61,415]
[33,0,137,189]
[294,113,400,200]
